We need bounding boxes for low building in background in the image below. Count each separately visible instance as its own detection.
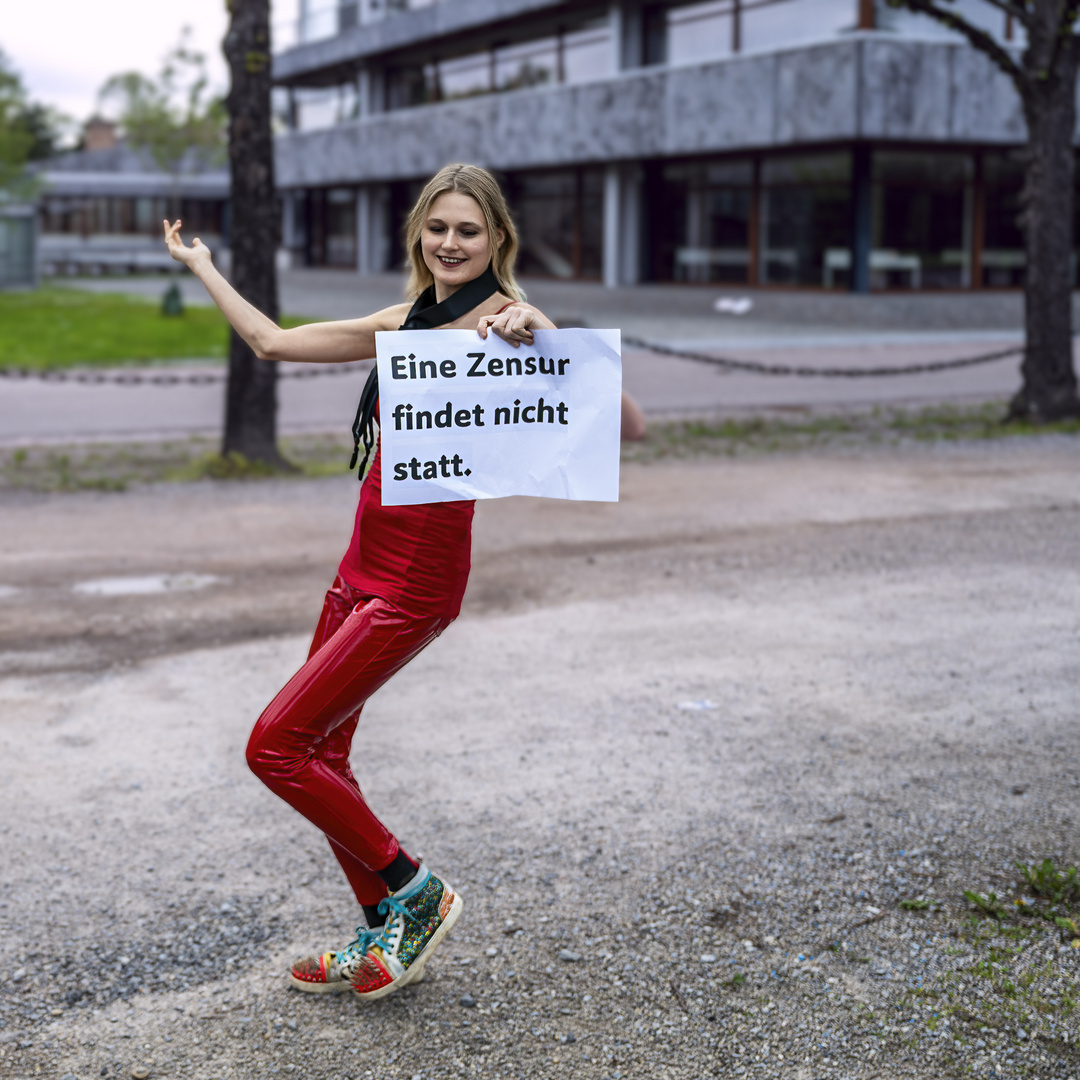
[270,0,1051,292]
[33,121,230,277]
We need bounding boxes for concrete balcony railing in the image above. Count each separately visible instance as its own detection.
[275,35,1030,190]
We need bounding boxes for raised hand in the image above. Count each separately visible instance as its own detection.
[163,219,213,272]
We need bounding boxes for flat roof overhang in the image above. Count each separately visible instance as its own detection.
[38,172,231,200]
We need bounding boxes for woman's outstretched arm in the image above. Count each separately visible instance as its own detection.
[163,220,408,364]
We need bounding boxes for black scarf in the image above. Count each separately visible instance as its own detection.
[349,264,501,478]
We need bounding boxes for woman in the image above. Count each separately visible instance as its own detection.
[164,163,643,1004]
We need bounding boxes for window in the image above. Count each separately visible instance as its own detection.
[386,63,436,109]
[761,152,852,287]
[325,188,358,266]
[982,152,1024,288]
[875,0,1015,43]
[438,53,491,100]
[667,1,735,66]
[294,85,358,130]
[562,17,613,84]
[510,168,604,280]
[873,151,973,288]
[494,37,559,91]
[740,0,856,52]
[654,159,753,282]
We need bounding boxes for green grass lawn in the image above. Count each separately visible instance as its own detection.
[0,287,317,368]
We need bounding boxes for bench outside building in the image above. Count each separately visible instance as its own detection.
[269,0,1061,293]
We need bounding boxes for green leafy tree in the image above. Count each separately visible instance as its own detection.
[97,29,226,219]
[17,102,69,161]
[885,0,1080,421]
[0,50,67,199]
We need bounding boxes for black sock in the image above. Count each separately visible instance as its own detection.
[362,904,384,930]
[376,849,418,892]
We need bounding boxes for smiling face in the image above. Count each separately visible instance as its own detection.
[420,191,504,299]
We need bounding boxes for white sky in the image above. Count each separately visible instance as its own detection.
[1,0,301,132]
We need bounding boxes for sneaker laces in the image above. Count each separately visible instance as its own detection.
[377,894,420,926]
[355,895,421,956]
[335,926,381,966]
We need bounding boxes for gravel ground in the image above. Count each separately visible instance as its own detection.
[1,436,1079,1080]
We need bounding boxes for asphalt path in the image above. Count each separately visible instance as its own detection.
[0,274,1045,445]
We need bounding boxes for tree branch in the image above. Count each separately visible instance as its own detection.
[1046,1,1080,81]
[885,0,1026,84]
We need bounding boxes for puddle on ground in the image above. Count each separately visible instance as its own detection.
[72,573,224,597]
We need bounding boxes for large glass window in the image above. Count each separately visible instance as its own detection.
[325,188,358,266]
[293,85,359,130]
[982,152,1024,288]
[386,63,436,109]
[438,53,491,100]
[740,0,856,52]
[875,0,1016,43]
[379,15,612,115]
[297,187,360,267]
[509,168,604,280]
[561,17,613,84]
[494,37,559,91]
[654,159,753,282]
[761,152,851,287]
[872,151,972,288]
[667,1,735,66]
[134,197,168,235]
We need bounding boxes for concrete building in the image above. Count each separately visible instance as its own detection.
[270,0,1050,291]
[34,131,229,276]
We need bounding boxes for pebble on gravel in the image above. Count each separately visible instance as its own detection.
[459,995,477,1008]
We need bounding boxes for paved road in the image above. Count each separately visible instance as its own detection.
[0,273,1044,445]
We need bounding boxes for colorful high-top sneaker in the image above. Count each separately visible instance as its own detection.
[342,865,463,1001]
[289,927,428,994]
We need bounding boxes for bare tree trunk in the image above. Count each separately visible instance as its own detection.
[222,0,290,466]
[1009,4,1080,421]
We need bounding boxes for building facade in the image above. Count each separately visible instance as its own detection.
[35,127,229,276]
[271,0,1060,291]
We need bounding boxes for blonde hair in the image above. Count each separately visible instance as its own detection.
[404,164,525,302]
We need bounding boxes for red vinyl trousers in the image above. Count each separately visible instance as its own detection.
[246,575,452,907]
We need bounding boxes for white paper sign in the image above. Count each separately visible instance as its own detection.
[375,327,621,506]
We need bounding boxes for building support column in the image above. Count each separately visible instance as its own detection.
[971,151,985,289]
[611,0,643,71]
[850,142,872,293]
[748,157,761,285]
[281,191,298,252]
[619,163,642,286]
[355,184,391,274]
[355,186,372,273]
[603,163,642,288]
[603,164,621,288]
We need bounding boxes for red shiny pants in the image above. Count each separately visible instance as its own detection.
[246,575,452,906]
